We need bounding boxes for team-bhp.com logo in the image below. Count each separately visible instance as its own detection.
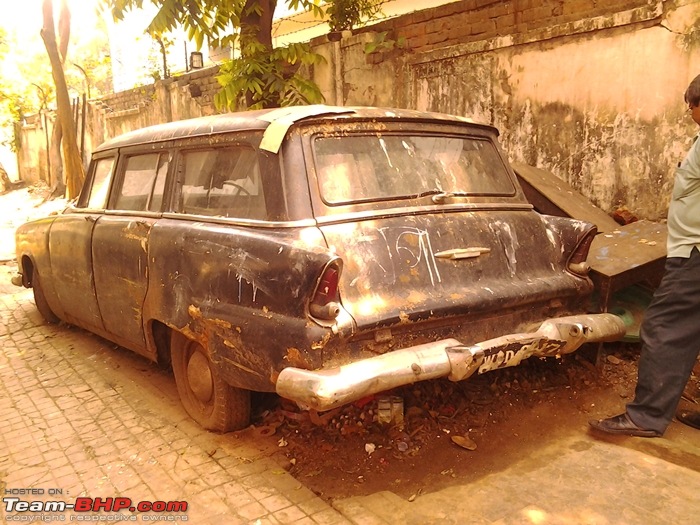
[3,493,189,522]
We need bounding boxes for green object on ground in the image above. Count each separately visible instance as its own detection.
[607,284,654,343]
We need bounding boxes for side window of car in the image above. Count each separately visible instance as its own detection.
[85,157,116,209]
[112,152,169,212]
[148,154,169,212]
[178,146,266,220]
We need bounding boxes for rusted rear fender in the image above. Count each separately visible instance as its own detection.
[143,219,340,390]
[539,214,597,270]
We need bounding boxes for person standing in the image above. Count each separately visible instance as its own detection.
[589,74,700,437]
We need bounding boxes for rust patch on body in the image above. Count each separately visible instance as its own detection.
[185,304,275,384]
[310,331,333,351]
[285,347,311,368]
[187,304,232,329]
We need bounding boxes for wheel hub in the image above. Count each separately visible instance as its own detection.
[187,351,214,403]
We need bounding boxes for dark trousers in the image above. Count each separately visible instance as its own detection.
[627,247,700,434]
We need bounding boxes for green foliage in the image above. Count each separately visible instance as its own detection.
[0,90,27,151]
[288,0,325,20]
[0,30,54,150]
[326,0,383,32]
[105,0,337,108]
[67,41,113,99]
[107,0,311,51]
[363,31,406,54]
[214,42,325,110]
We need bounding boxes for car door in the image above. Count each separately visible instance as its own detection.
[92,150,170,356]
[48,155,115,331]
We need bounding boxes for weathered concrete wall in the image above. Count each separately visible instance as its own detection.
[16,0,700,220]
[90,68,222,147]
[16,113,51,186]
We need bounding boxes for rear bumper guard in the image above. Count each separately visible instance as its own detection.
[275,313,626,411]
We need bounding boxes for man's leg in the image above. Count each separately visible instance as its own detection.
[626,248,700,434]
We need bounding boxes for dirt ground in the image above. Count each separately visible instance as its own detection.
[248,343,700,503]
[3,185,699,507]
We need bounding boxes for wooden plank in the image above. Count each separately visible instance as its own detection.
[512,161,620,233]
[588,220,667,311]
[588,220,667,279]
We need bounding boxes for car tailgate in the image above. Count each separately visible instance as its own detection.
[319,208,594,330]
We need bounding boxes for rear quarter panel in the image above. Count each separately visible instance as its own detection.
[143,217,341,391]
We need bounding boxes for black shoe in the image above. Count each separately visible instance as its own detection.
[589,413,661,438]
[676,410,700,430]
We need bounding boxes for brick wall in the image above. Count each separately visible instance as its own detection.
[359,0,650,55]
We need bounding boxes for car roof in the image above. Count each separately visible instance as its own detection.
[94,105,498,153]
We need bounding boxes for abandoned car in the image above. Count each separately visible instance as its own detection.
[13,105,626,432]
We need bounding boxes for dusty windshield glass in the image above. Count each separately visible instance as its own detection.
[314,134,515,204]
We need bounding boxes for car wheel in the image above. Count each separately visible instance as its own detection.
[170,330,251,432]
[32,270,59,324]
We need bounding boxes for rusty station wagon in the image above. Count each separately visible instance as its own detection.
[13,105,625,432]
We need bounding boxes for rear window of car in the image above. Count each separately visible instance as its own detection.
[313,134,515,204]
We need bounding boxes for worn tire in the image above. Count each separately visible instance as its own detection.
[32,270,59,324]
[170,331,251,432]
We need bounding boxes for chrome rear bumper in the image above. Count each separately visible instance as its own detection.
[275,313,626,411]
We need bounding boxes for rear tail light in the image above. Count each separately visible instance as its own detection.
[568,227,596,276]
[309,260,342,320]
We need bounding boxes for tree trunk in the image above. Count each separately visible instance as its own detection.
[49,116,66,197]
[58,0,70,61]
[241,0,277,108]
[241,0,275,49]
[40,0,84,199]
